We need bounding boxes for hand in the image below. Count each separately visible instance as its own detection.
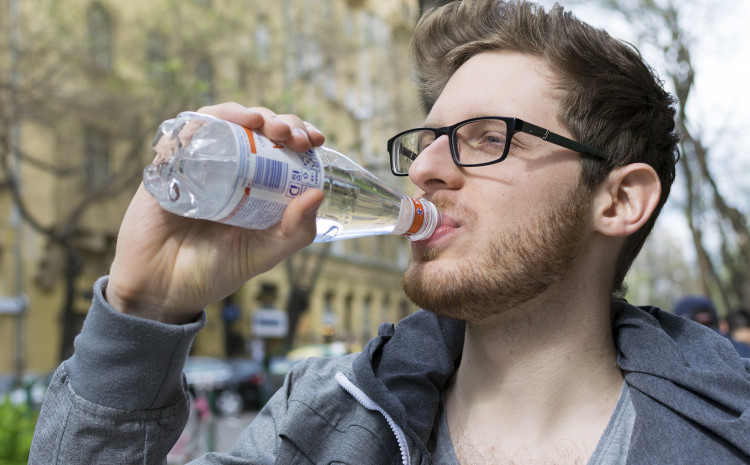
[107,103,326,324]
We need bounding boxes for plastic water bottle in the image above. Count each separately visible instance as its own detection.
[143,112,441,242]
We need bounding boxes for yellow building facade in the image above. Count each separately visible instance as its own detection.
[0,0,427,376]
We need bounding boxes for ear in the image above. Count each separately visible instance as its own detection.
[591,163,661,237]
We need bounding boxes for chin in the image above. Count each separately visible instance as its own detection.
[401,259,494,321]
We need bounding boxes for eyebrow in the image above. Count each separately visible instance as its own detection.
[422,113,497,129]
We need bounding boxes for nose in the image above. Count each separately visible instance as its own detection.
[408,134,463,194]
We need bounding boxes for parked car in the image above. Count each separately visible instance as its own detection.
[0,372,52,408]
[225,358,271,410]
[183,356,243,416]
[267,355,298,395]
[267,343,349,394]
[0,373,15,391]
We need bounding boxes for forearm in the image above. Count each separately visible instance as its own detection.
[30,276,205,464]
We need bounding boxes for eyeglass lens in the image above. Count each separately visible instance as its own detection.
[392,118,510,174]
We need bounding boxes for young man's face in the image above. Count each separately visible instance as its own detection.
[401,51,594,321]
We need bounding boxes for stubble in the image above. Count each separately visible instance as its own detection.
[401,184,593,322]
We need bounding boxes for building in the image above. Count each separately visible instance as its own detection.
[0,0,427,376]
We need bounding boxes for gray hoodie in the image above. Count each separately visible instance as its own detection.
[30,277,750,464]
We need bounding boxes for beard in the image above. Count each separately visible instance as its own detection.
[401,183,593,322]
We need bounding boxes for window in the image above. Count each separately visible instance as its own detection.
[87,2,113,71]
[324,58,337,100]
[146,32,168,81]
[254,19,271,63]
[84,126,110,193]
[195,58,215,106]
[322,291,336,338]
[257,283,278,307]
[362,294,372,339]
[399,299,411,321]
[344,292,354,334]
[381,295,390,324]
[344,9,355,37]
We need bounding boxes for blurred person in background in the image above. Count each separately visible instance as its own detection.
[673,296,750,358]
[726,307,750,346]
[30,1,750,464]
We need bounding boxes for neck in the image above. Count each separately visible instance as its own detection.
[445,282,624,457]
[458,293,621,398]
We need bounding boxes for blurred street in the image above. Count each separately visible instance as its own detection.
[215,411,258,453]
[167,410,259,465]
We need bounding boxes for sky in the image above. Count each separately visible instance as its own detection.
[534,0,750,255]
[535,0,750,198]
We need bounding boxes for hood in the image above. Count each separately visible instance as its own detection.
[353,304,750,462]
[615,304,750,460]
[353,310,464,460]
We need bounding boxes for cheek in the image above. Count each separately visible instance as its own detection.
[476,174,542,221]
[514,163,581,204]
[467,159,582,227]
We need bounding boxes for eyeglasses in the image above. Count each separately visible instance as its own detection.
[387,116,607,176]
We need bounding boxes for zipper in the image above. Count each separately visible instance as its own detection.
[335,372,411,465]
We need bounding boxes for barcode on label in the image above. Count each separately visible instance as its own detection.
[253,156,287,193]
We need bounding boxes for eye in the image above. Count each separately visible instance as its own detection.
[458,120,509,154]
[417,132,436,151]
[479,132,507,147]
[468,131,507,159]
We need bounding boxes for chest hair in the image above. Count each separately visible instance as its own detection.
[452,435,590,465]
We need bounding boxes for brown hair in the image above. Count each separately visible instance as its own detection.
[412,0,680,295]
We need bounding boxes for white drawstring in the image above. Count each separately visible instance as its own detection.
[335,372,411,465]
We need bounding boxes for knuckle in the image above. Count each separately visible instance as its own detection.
[277,114,304,125]
[247,106,274,115]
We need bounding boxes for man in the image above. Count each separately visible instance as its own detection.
[30,1,750,464]
[673,295,750,358]
[728,307,750,345]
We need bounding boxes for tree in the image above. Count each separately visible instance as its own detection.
[272,1,421,349]
[0,0,254,361]
[626,221,702,310]
[586,0,750,312]
[2,0,422,364]
[0,0,145,362]
[283,244,332,348]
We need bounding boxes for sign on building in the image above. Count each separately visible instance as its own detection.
[252,308,288,338]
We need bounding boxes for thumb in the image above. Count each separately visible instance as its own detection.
[280,189,324,244]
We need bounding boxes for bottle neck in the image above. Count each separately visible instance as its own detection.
[394,198,441,241]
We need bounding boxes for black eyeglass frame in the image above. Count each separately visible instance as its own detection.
[387,116,607,176]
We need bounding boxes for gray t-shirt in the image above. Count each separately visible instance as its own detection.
[429,382,635,464]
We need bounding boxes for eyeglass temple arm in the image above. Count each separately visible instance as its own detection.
[518,121,606,159]
[400,146,418,161]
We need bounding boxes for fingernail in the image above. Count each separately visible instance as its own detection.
[293,127,309,141]
[304,122,323,137]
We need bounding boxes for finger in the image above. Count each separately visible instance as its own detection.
[244,107,299,144]
[260,114,325,152]
[199,103,324,152]
[197,102,265,129]
[270,114,317,152]
[303,121,326,147]
[280,189,324,243]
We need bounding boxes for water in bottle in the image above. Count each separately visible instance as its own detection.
[143,112,440,242]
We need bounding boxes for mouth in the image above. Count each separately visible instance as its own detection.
[412,212,461,248]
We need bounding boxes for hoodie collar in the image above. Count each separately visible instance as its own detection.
[352,304,750,460]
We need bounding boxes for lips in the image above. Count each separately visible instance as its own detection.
[413,211,460,247]
[433,213,460,234]
[437,213,459,229]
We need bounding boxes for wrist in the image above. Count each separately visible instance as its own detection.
[104,277,202,325]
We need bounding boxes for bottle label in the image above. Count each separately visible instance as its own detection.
[212,122,324,229]
[406,198,426,235]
